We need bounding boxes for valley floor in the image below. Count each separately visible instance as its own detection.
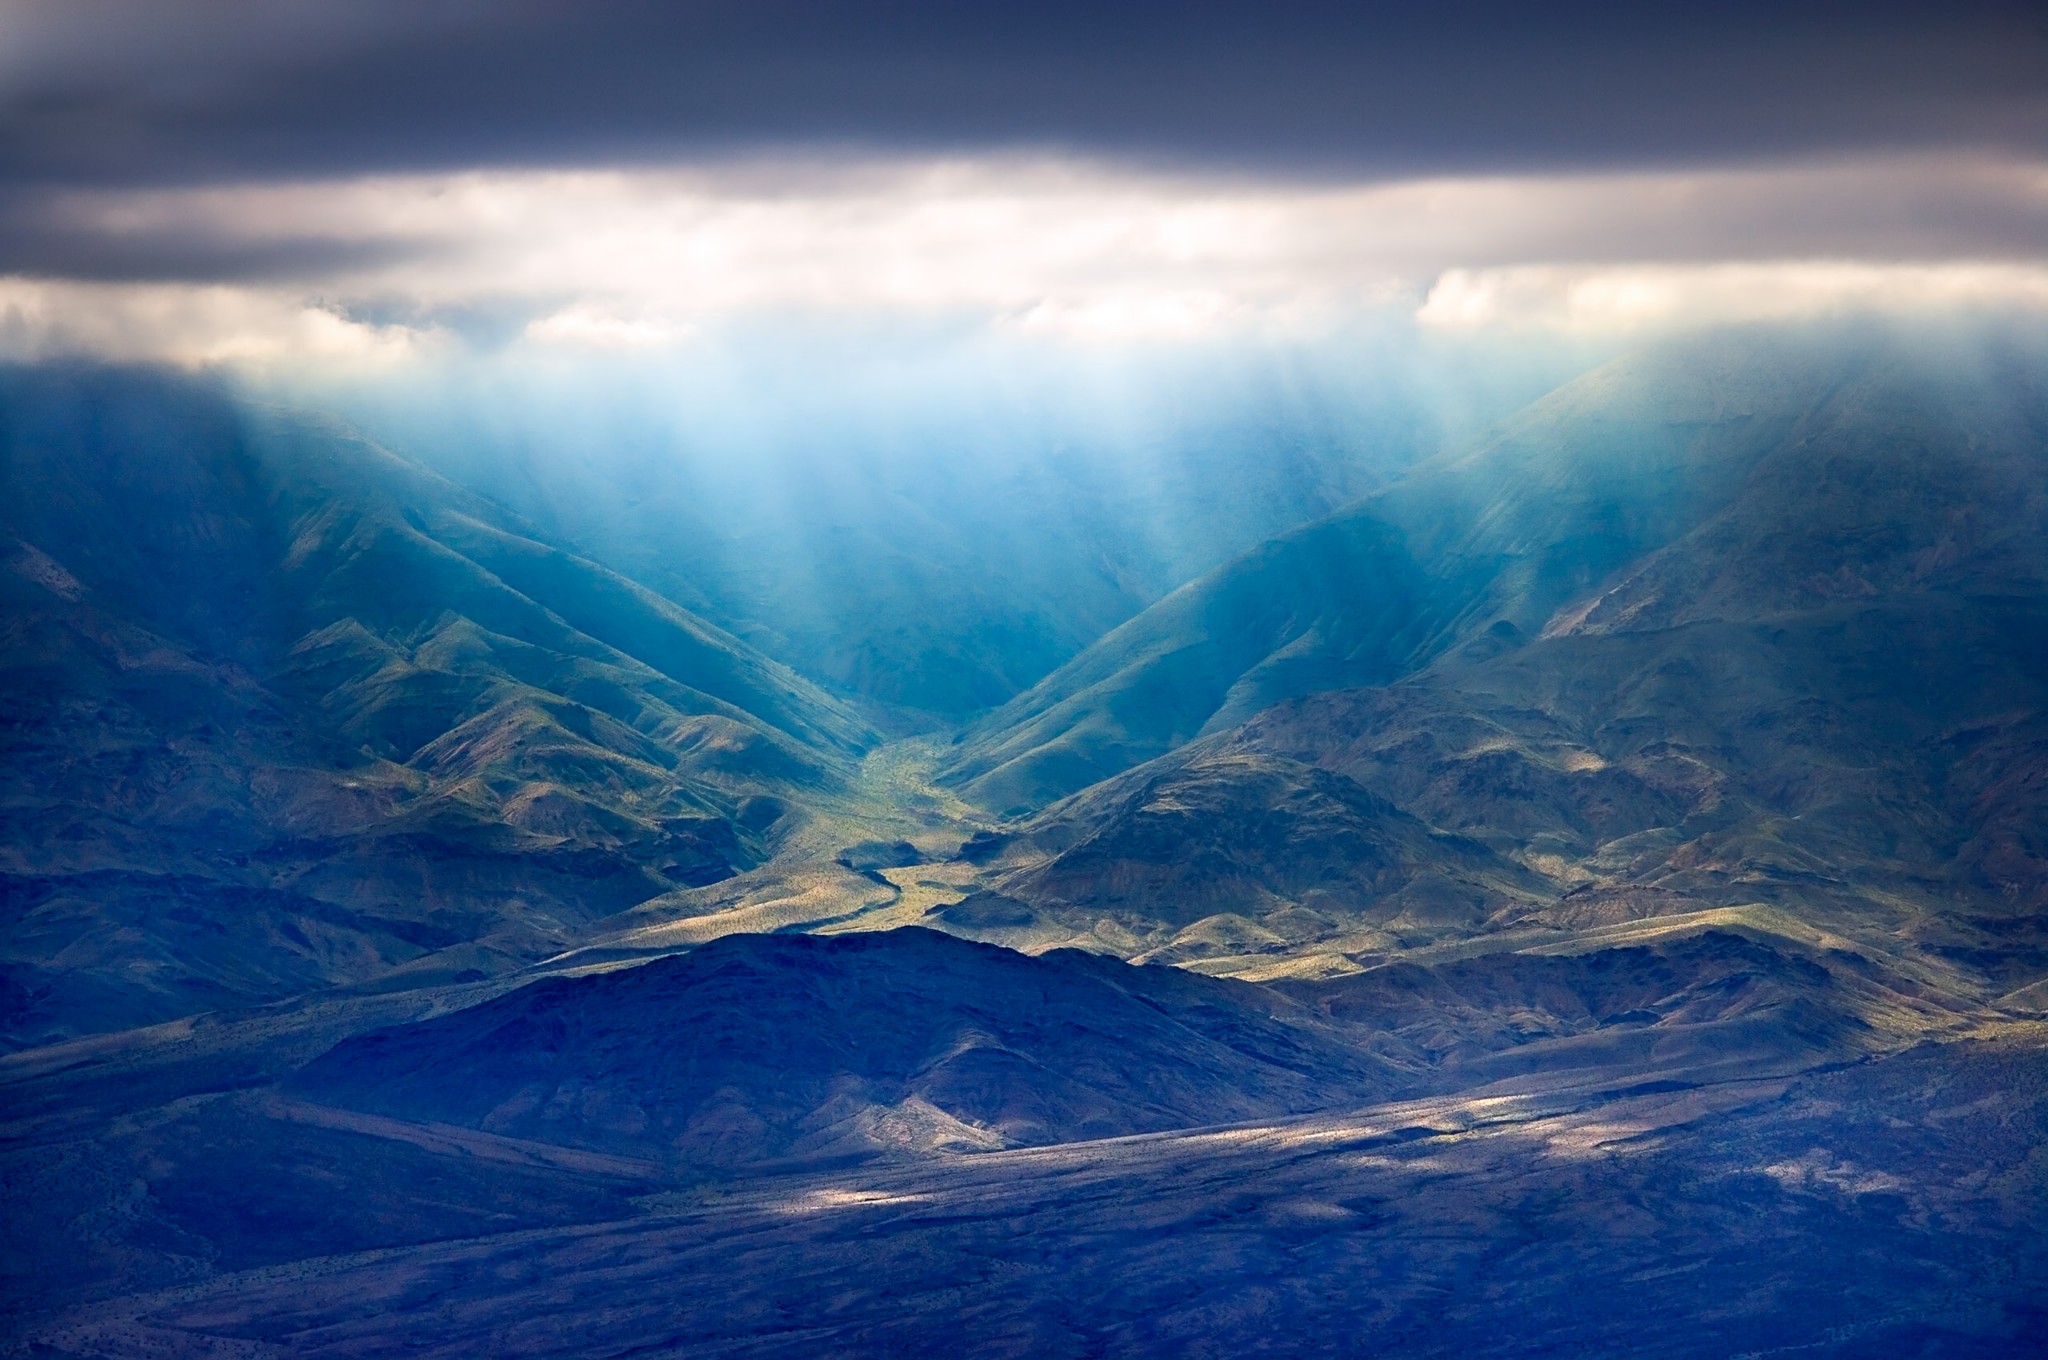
[6,1028,2045,1359]
[6,716,2044,1357]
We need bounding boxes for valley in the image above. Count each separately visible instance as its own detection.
[3,326,2046,1357]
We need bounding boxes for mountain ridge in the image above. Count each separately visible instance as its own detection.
[937,331,2029,815]
[0,365,877,1048]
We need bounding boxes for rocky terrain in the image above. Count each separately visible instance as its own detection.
[0,366,873,1051]
[2,328,2046,1356]
[5,998,2043,1357]
[290,928,1408,1163]
[943,333,2048,816]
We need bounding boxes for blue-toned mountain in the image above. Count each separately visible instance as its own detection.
[934,328,2048,1010]
[0,366,875,1048]
[943,330,2048,816]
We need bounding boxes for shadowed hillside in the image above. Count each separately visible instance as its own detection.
[942,330,2048,816]
[288,924,1938,1174]
[3,919,2011,1346]
[292,927,1407,1164]
[23,1030,2038,1360]
[0,366,875,1049]
[918,329,2047,981]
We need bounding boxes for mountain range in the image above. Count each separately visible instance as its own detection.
[933,330,2048,992]
[3,325,2045,1357]
[0,365,872,1049]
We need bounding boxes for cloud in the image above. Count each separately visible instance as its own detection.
[2,2,2041,187]
[0,277,434,366]
[524,307,690,350]
[3,153,2044,364]
[1417,261,2048,331]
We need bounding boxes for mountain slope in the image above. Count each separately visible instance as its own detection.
[937,326,2047,1002]
[369,368,1466,722]
[289,921,1909,1175]
[938,750,1545,963]
[291,927,1406,1163]
[940,331,2035,814]
[0,366,876,1048]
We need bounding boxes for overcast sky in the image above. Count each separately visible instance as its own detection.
[2,1,2044,363]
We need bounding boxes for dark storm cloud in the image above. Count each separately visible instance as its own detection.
[2,0,2043,188]
[5,0,2044,362]
[0,207,429,284]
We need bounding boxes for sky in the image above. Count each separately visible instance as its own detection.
[0,1,2044,366]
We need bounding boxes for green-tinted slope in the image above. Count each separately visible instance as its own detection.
[932,747,1546,966]
[940,335,1891,814]
[245,412,873,759]
[0,366,876,1047]
[955,328,2047,1001]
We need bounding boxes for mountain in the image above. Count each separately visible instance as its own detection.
[360,378,1445,723]
[952,583,2048,978]
[940,329,2047,815]
[286,919,1954,1185]
[1219,587,2048,919]
[4,332,2045,1360]
[2,916,1990,1335]
[931,750,1546,964]
[291,927,1406,1164]
[11,332,2040,1050]
[0,366,876,1049]
[922,326,2048,1017]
